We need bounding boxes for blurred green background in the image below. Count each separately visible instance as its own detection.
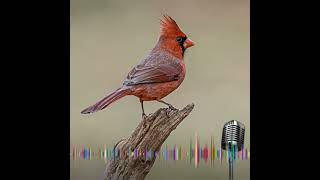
[71,0,249,179]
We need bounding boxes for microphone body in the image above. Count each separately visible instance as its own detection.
[221,120,245,180]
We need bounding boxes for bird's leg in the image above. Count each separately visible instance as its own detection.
[140,99,147,119]
[157,100,177,110]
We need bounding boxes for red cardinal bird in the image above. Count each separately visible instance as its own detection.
[81,15,194,118]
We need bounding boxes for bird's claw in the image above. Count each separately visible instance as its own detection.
[142,113,147,120]
[168,105,177,111]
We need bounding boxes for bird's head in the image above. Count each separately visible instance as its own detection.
[156,15,194,59]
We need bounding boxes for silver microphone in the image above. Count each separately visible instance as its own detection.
[221,120,245,180]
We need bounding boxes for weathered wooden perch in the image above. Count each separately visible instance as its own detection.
[104,103,195,180]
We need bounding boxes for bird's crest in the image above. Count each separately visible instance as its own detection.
[160,15,185,36]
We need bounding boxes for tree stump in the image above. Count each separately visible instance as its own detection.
[104,103,195,180]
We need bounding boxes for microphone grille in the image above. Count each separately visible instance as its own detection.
[221,120,245,151]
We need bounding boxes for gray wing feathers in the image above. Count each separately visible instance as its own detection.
[123,53,182,86]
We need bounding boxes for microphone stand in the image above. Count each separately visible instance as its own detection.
[229,156,234,180]
[228,144,234,180]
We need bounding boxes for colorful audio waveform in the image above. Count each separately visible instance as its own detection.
[70,133,249,167]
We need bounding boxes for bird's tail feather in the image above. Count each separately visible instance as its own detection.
[81,87,131,114]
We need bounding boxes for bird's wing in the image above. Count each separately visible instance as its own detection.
[123,56,183,86]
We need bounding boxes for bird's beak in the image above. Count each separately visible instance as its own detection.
[183,39,195,49]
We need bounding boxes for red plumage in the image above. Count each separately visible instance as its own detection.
[81,15,194,117]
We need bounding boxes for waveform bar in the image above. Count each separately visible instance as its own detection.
[71,134,250,167]
[71,144,250,166]
[70,144,249,162]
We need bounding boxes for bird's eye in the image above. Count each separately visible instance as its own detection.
[176,37,183,43]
